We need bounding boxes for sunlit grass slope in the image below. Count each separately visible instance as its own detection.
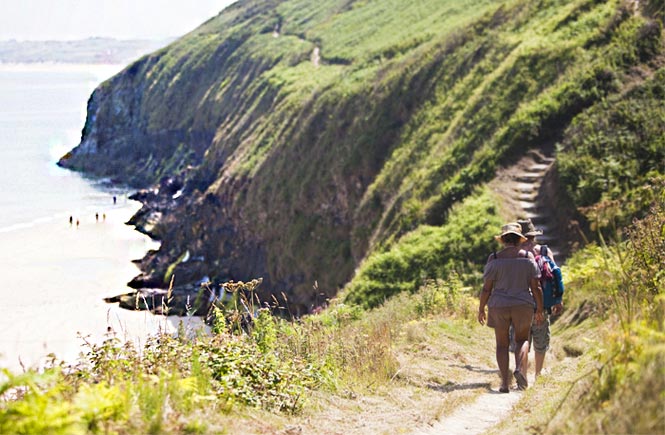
[61,0,663,314]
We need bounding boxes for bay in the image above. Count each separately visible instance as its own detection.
[0,63,202,372]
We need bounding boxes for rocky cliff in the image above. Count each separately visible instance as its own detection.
[59,0,664,312]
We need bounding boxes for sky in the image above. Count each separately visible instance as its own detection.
[0,0,238,41]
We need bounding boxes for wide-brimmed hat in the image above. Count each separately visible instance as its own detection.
[495,222,527,242]
[517,218,543,237]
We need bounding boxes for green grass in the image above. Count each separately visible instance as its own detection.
[43,0,665,432]
[343,186,503,308]
[558,67,665,232]
[61,0,664,310]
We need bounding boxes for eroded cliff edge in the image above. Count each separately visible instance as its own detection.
[58,0,664,312]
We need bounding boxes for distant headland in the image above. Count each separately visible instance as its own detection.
[0,37,173,64]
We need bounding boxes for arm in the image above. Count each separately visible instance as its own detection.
[478,279,493,325]
[530,277,545,325]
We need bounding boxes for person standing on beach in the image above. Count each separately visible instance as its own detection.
[479,223,544,392]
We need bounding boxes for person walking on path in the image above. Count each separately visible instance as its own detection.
[517,219,564,378]
[479,223,544,392]
[517,218,555,261]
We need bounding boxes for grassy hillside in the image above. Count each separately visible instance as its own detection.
[58,0,663,312]
[8,0,663,432]
[342,0,664,306]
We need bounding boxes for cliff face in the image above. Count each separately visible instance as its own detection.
[59,0,664,311]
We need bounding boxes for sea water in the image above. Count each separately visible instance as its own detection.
[0,64,202,372]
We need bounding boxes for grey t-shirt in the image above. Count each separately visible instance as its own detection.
[483,257,539,308]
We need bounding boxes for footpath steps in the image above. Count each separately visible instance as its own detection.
[509,150,561,259]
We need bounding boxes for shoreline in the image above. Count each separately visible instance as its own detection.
[0,192,204,373]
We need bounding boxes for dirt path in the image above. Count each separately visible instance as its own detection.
[273,150,566,435]
[408,151,560,435]
[311,46,321,67]
[412,389,524,435]
[489,149,561,258]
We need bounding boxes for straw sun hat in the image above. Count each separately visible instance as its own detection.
[494,222,528,242]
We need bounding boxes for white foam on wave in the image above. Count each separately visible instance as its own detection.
[0,213,65,233]
[0,222,34,234]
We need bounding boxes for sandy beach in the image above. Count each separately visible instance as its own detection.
[0,197,204,372]
[0,63,207,372]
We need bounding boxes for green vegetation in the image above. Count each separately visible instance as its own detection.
[3,195,663,433]
[558,68,665,232]
[487,193,665,435]
[0,272,477,434]
[42,0,665,432]
[59,0,664,309]
[344,186,503,308]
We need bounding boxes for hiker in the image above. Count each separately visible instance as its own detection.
[113,195,117,205]
[517,218,555,261]
[518,219,564,377]
[517,219,564,378]
[478,223,544,392]
[487,220,544,354]
[504,219,553,346]
[69,215,73,226]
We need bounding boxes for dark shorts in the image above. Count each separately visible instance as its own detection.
[487,305,534,334]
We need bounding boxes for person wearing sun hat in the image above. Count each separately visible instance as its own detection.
[517,218,555,262]
[517,218,563,379]
[478,223,544,392]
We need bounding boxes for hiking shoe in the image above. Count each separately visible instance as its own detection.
[514,370,528,390]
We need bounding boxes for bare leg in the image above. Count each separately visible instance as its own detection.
[535,351,546,378]
[513,320,531,389]
[494,326,511,390]
[515,339,529,375]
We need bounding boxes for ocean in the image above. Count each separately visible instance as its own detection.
[0,63,201,372]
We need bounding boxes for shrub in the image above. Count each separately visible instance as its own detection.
[344,187,502,308]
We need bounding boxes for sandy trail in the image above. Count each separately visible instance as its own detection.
[412,389,524,435]
[411,150,554,434]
